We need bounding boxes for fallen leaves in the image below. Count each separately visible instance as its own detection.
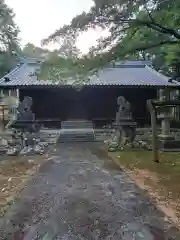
[0,154,51,216]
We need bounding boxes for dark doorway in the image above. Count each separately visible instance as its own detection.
[66,89,88,120]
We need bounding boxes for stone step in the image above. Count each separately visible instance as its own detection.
[52,120,95,143]
[61,120,93,129]
[58,135,95,143]
[58,128,95,143]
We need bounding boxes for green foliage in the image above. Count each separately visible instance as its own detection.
[163,44,180,80]
[22,43,50,59]
[40,55,95,84]
[0,1,20,77]
[0,52,16,76]
[41,0,180,81]
[0,1,19,51]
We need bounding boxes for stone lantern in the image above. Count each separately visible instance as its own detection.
[158,89,172,139]
[0,95,19,130]
[158,88,180,150]
[0,95,9,131]
[3,95,19,121]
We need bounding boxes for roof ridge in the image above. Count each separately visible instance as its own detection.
[145,65,180,86]
[0,63,26,84]
[145,65,170,81]
[112,60,151,67]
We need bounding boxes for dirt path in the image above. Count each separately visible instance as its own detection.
[0,143,179,239]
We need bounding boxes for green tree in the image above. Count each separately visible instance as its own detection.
[0,1,20,77]
[42,0,180,80]
[40,33,83,82]
[22,43,50,59]
[40,54,91,83]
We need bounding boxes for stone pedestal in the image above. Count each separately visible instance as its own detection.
[158,116,173,142]
[158,123,180,151]
[159,139,180,151]
[109,119,137,150]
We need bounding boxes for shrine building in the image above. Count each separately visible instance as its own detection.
[0,59,179,128]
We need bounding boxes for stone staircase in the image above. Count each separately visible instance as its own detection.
[58,120,95,143]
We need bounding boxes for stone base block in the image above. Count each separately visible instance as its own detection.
[159,139,180,151]
[158,134,174,141]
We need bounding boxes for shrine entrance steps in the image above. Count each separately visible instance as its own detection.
[58,120,95,143]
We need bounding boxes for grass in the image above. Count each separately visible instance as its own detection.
[109,150,180,225]
[111,151,180,175]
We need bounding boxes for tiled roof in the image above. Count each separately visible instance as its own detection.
[111,60,152,67]
[0,63,53,87]
[88,65,179,87]
[0,60,179,88]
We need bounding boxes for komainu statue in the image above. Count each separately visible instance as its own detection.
[108,96,137,151]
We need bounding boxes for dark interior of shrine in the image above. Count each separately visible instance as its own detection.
[19,86,157,128]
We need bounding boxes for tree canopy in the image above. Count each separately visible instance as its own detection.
[0,1,20,77]
[22,43,50,59]
[42,0,180,81]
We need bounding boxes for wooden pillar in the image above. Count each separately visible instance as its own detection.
[16,88,20,105]
[159,88,171,138]
[8,89,11,96]
[16,88,19,98]
[151,107,159,162]
[13,88,19,119]
[0,89,3,96]
[147,99,159,163]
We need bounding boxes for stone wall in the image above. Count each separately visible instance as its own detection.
[136,128,180,141]
[95,128,180,142]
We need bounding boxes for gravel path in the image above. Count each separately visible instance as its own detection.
[0,143,179,239]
